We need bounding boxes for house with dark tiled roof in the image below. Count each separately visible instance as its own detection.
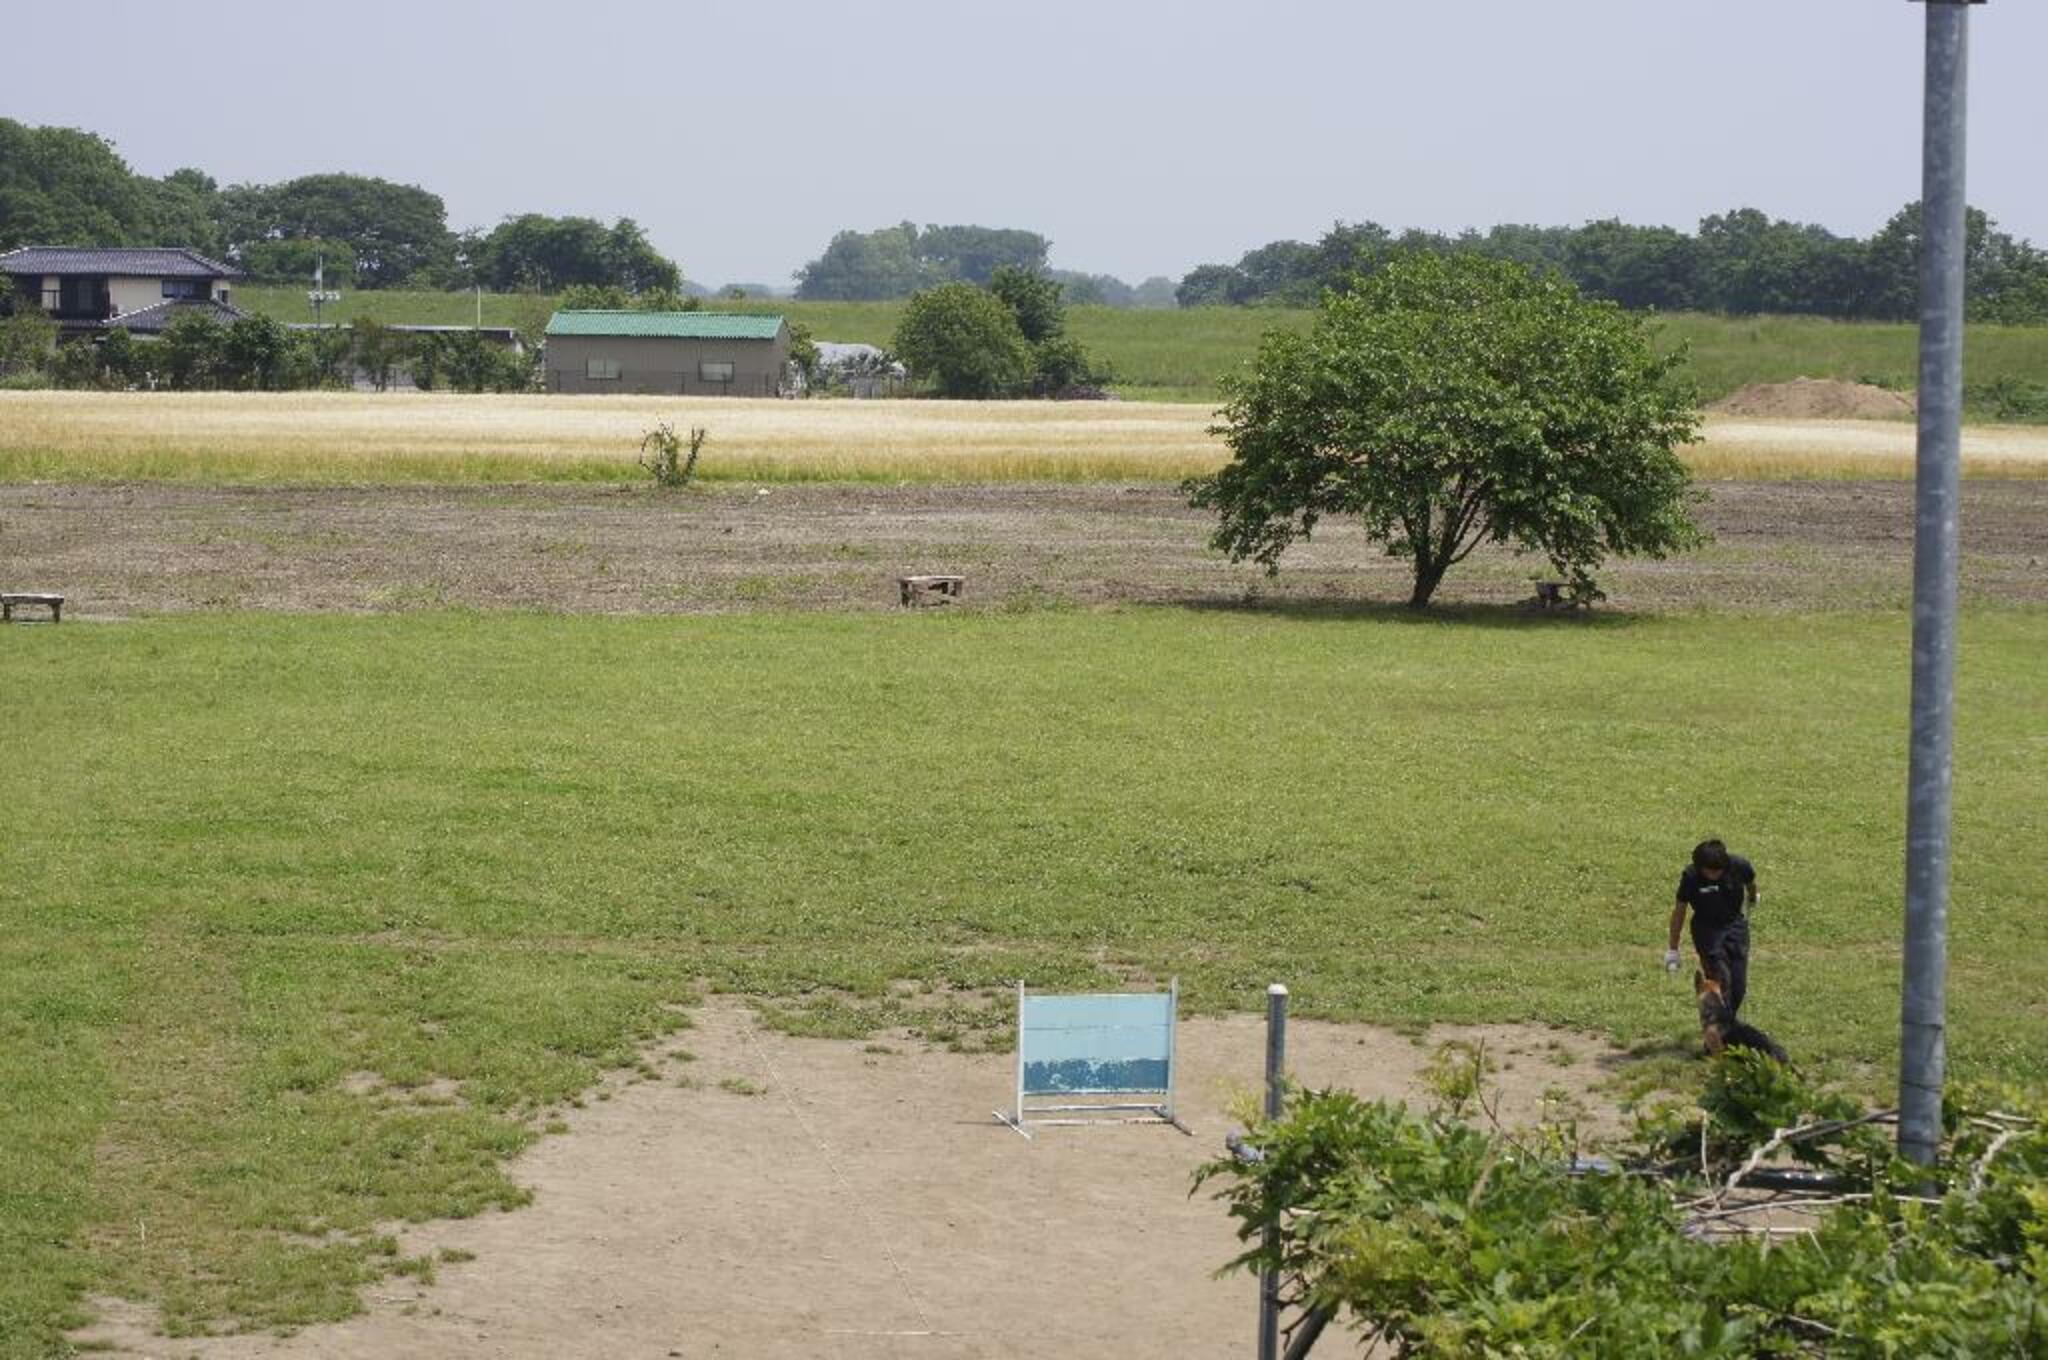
[0,246,245,339]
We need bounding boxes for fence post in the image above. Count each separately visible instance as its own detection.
[1258,983,1288,1360]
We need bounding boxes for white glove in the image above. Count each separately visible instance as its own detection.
[1664,949,1682,973]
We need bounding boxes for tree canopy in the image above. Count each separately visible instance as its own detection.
[891,283,1032,399]
[465,214,680,294]
[0,118,683,295]
[1178,203,2048,323]
[795,222,1052,300]
[213,174,453,288]
[894,270,1105,399]
[1189,253,1702,608]
[0,120,221,256]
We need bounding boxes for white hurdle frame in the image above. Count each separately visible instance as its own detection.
[995,979,1188,1139]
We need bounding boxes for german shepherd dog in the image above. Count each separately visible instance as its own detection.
[1695,971,1789,1063]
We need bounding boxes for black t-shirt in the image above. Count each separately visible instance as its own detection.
[1678,855,1756,938]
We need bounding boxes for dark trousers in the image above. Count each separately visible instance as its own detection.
[1694,917,1751,1017]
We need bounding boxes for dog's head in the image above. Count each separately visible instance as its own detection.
[1695,971,1733,1053]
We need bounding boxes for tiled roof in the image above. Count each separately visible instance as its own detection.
[0,246,240,279]
[102,298,249,334]
[544,310,785,340]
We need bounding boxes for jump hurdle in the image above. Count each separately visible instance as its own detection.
[996,979,1188,1138]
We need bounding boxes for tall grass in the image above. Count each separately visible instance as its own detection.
[2,390,2045,486]
[232,286,2048,411]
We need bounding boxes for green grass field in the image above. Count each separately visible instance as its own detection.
[232,285,2048,411]
[3,605,2044,1353]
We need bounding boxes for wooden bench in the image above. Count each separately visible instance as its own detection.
[1,592,63,623]
[898,574,965,607]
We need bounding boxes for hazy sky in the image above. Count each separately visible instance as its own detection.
[7,1,2044,288]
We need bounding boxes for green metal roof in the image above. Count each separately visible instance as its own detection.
[544,310,785,340]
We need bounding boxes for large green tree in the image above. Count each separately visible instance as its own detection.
[469,214,679,293]
[0,120,152,249]
[215,174,452,288]
[1189,253,1702,609]
[795,223,1050,299]
[892,282,1031,398]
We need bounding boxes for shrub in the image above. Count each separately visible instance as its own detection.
[639,422,705,487]
[1199,1052,2047,1356]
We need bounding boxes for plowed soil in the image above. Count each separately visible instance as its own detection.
[3,479,2044,617]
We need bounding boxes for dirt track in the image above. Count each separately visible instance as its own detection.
[3,479,2045,618]
[74,1005,1621,1360]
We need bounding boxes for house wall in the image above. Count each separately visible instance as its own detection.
[544,329,791,396]
[109,278,161,316]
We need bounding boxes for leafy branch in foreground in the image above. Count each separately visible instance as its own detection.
[1198,1050,2047,1356]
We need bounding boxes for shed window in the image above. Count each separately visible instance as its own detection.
[586,357,622,381]
[699,360,735,383]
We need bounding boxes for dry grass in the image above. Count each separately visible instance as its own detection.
[0,392,1222,484]
[1,392,2044,485]
[1688,417,2048,480]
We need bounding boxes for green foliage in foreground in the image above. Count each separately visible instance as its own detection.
[229,287,2048,416]
[1202,1053,2046,1356]
[1,608,2043,1352]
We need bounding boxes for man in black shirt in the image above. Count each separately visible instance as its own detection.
[1665,838,1760,1016]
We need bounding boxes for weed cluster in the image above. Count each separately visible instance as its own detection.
[638,421,706,487]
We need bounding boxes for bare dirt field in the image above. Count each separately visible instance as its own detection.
[3,479,2044,618]
[73,1003,1620,1360]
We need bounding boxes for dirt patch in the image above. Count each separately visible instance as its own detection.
[3,479,2045,618]
[1710,379,1915,420]
[72,1003,1622,1359]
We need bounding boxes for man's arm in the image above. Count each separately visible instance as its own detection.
[1743,861,1760,908]
[1666,899,1688,969]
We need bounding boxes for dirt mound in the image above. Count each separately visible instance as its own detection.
[1710,378,1915,419]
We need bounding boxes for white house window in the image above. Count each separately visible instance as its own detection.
[586,357,622,381]
[162,278,205,300]
[699,360,735,383]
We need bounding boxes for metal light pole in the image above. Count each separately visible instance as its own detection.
[1899,0,1979,1169]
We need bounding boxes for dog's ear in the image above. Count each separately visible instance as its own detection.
[1693,970,1710,996]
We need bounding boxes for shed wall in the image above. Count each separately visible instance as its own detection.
[545,330,791,395]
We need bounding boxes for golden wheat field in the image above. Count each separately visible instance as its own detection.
[1,391,2044,483]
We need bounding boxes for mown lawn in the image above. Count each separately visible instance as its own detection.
[3,606,2043,1353]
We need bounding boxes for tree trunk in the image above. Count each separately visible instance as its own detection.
[1408,560,1447,609]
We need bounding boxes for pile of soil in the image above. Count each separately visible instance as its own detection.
[1709,378,1916,419]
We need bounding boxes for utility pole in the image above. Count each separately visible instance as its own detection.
[1899,0,1980,1169]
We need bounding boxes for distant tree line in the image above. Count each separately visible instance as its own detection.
[0,119,683,295]
[794,221,1175,308]
[1177,205,2048,323]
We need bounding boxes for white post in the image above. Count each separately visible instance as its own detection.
[1163,977,1180,1123]
[1015,980,1027,1130]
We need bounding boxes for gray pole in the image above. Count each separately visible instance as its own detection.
[1259,983,1288,1360]
[1900,0,1974,1168]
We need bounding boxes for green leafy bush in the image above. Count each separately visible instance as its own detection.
[1199,1054,2047,1356]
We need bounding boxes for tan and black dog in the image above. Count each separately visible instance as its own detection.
[1695,971,1789,1063]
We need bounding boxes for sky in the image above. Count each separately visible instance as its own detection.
[7,0,2045,289]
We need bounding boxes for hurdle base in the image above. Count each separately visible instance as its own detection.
[995,1100,1191,1140]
